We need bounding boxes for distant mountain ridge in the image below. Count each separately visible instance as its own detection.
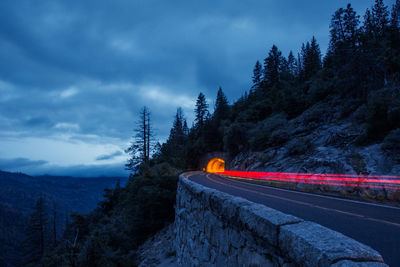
[0,170,129,267]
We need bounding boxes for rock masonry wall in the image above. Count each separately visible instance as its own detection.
[174,174,388,266]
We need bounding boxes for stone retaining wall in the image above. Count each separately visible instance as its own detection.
[174,174,388,266]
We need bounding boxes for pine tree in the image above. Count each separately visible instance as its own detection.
[161,108,189,168]
[372,0,389,37]
[263,45,283,85]
[125,106,154,172]
[52,202,57,249]
[300,39,322,81]
[307,37,322,78]
[194,92,209,128]
[183,120,189,136]
[363,8,375,39]
[330,7,346,48]
[252,61,262,89]
[330,4,360,49]
[214,87,229,122]
[296,52,303,78]
[391,0,400,29]
[170,107,186,142]
[343,4,360,48]
[287,51,297,77]
[23,197,48,267]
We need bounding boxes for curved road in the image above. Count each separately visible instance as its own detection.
[187,172,400,266]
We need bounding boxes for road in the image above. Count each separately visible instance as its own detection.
[187,172,400,266]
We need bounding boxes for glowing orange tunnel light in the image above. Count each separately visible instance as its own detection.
[207,158,225,173]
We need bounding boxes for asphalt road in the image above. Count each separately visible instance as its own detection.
[188,172,400,267]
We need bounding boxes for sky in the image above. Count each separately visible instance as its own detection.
[0,0,396,177]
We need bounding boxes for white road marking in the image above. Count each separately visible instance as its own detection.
[198,173,400,228]
[209,173,400,211]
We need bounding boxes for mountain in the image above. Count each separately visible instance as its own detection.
[0,170,129,267]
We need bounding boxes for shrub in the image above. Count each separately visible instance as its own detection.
[268,129,290,147]
[248,113,288,151]
[365,86,400,141]
[223,122,251,156]
[382,129,400,163]
[300,102,332,125]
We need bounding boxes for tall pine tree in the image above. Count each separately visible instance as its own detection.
[194,92,209,128]
[263,45,283,86]
[251,61,263,89]
[391,0,400,29]
[214,87,229,122]
[372,0,390,38]
[330,4,360,50]
[23,197,48,267]
[125,106,154,172]
[287,51,297,78]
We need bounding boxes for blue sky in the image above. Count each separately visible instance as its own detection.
[0,0,395,177]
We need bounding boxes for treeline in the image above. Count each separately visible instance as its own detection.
[154,0,400,171]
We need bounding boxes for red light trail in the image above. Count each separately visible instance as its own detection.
[214,170,400,190]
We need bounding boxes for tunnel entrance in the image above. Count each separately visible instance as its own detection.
[206,158,225,173]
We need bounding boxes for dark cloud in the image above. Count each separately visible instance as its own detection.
[0,0,395,175]
[0,157,48,169]
[96,151,123,161]
[0,157,128,177]
[33,163,129,178]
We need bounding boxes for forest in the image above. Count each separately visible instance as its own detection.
[23,0,400,266]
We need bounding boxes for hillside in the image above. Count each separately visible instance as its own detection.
[230,100,400,176]
[0,170,128,267]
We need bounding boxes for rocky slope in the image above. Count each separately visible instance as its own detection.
[229,102,400,203]
[136,224,176,267]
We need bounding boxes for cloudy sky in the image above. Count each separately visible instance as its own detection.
[0,0,395,177]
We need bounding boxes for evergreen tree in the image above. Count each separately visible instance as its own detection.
[391,0,400,29]
[343,4,360,48]
[287,51,297,77]
[296,52,303,78]
[214,87,229,122]
[23,197,48,267]
[252,61,262,89]
[52,202,57,249]
[183,120,189,136]
[387,0,400,82]
[161,108,188,168]
[330,4,360,49]
[170,107,186,144]
[330,7,346,48]
[372,0,390,38]
[280,57,290,79]
[263,45,283,85]
[194,92,209,128]
[125,106,154,172]
[301,37,322,80]
[363,8,375,39]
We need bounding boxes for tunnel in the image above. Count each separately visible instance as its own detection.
[206,158,225,173]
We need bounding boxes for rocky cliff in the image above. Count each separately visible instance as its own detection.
[228,104,400,204]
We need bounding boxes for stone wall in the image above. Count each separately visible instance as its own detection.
[174,174,388,266]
